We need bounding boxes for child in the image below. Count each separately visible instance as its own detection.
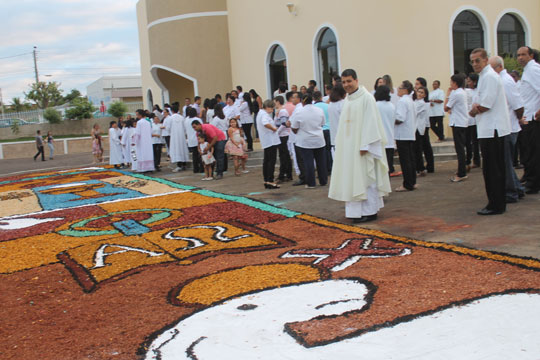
[225,118,248,176]
[198,134,215,180]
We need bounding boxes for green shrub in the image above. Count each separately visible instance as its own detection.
[65,97,96,120]
[10,119,20,134]
[503,55,523,76]
[43,108,62,124]
[108,101,129,118]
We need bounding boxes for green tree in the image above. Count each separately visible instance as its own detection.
[10,97,31,112]
[10,119,20,135]
[63,89,82,104]
[108,101,128,118]
[65,97,95,120]
[503,55,523,76]
[24,81,64,109]
[43,108,62,124]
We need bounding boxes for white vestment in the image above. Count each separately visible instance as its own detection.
[169,113,190,163]
[132,119,155,172]
[120,127,134,165]
[328,86,391,218]
[108,127,123,165]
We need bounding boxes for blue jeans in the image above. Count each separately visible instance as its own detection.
[215,140,226,175]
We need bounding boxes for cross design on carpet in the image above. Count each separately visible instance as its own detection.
[280,238,412,272]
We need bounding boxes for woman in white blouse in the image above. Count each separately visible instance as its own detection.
[374,85,397,176]
[414,86,434,175]
[256,100,281,189]
[239,93,254,151]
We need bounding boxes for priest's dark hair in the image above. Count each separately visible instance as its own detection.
[341,69,357,80]
[416,77,427,87]
[171,103,180,113]
[186,106,197,118]
[374,85,391,102]
[214,104,225,119]
[401,80,413,94]
[451,74,466,88]
[302,93,313,105]
[136,109,145,117]
[329,84,346,102]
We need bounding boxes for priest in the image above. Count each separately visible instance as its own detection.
[132,109,155,173]
[329,69,391,223]
[169,104,190,172]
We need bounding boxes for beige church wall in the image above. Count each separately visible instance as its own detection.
[145,0,227,25]
[137,0,164,108]
[156,68,195,104]
[226,0,540,101]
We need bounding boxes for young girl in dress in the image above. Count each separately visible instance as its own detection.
[225,118,248,176]
[91,124,103,163]
[198,134,215,180]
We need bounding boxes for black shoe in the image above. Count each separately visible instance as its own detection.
[477,208,504,215]
[215,174,223,180]
[525,188,539,194]
[292,180,305,186]
[264,183,280,189]
[352,214,378,223]
[518,191,525,199]
[505,197,518,204]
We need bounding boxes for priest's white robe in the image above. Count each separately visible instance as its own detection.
[328,86,391,218]
[121,127,134,165]
[108,127,123,165]
[169,113,190,164]
[132,119,155,172]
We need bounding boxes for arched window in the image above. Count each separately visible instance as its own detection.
[268,44,288,96]
[497,14,525,57]
[453,10,484,75]
[316,27,339,89]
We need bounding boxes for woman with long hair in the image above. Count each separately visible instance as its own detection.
[239,92,254,151]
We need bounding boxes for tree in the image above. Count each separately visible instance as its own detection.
[43,108,62,124]
[65,97,95,120]
[503,55,523,76]
[10,97,31,112]
[24,81,64,109]
[108,101,128,118]
[63,89,82,104]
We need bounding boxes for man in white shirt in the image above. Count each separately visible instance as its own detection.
[469,48,511,215]
[290,92,306,186]
[192,96,202,117]
[394,80,417,192]
[489,56,525,202]
[517,46,540,194]
[444,74,469,182]
[151,115,163,171]
[182,98,191,117]
[429,80,445,141]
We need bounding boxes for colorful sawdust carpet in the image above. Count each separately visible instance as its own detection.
[1,167,540,359]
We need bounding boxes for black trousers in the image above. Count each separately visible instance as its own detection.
[299,146,328,187]
[34,146,45,161]
[386,148,395,173]
[163,136,170,152]
[429,116,445,140]
[525,121,540,190]
[294,145,306,182]
[188,146,203,173]
[152,143,162,168]
[452,126,468,178]
[415,130,434,173]
[263,145,278,182]
[242,123,253,150]
[480,133,506,213]
[396,140,416,190]
[465,125,481,167]
[278,136,292,180]
[323,129,333,173]
[519,122,535,185]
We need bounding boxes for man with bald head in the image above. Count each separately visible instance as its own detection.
[489,56,525,203]
[469,48,511,215]
[517,46,540,194]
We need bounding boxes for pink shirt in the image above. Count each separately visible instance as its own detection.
[201,123,226,141]
[284,102,295,116]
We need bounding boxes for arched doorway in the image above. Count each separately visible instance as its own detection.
[147,89,153,109]
[452,10,485,74]
[497,14,525,57]
[267,44,288,96]
[315,27,339,90]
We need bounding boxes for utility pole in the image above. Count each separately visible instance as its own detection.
[33,46,39,83]
[0,87,4,119]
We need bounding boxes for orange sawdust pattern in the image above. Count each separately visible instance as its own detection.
[297,214,540,270]
[176,264,322,306]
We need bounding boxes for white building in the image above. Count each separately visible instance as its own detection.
[86,75,143,106]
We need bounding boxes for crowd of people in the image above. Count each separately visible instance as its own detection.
[102,45,539,222]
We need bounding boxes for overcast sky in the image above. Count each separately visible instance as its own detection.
[0,0,140,105]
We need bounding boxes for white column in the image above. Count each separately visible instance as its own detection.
[0,143,3,160]
[63,139,68,154]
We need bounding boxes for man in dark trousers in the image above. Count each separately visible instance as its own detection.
[33,130,45,161]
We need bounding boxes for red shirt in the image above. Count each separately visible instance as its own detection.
[201,123,226,141]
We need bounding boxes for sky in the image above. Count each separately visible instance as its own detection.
[0,0,140,105]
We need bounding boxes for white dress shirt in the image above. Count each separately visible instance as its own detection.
[151,122,163,144]
[184,117,200,147]
[161,115,172,137]
[223,105,241,124]
[465,88,477,126]
[394,94,416,141]
[377,100,396,149]
[256,111,281,149]
[414,100,430,135]
[210,116,228,138]
[239,101,253,124]
[475,65,511,139]
[290,104,326,149]
[500,69,524,133]
[275,108,290,137]
[520,59,540,121]
[329,99,345,146]
[429,88,445,117]
[447,88,469,128]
